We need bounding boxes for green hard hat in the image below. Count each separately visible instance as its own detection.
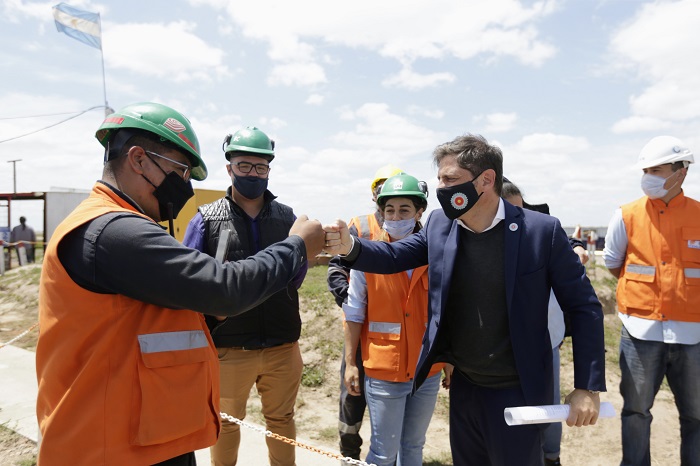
[223,126,275,161]
[378,174,428,202]
[95,102,208,181]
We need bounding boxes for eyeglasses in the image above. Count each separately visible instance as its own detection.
[145,150,191,181]
[231,161,270,176]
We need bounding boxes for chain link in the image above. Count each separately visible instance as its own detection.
[219,412,376,466]
[0,321,39,349]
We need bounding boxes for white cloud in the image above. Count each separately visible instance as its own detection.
[501,132,591,185]
[4,0,65,22]
[257,117,287,131]
[407,105,444,120]
[514,133,590,154]
[104,21,230,82]
[0,92,106,197]
[475,112,518,133]
[611,116,672,134]
[382,66,455,90]
[267,62,327,87]
[330,103,442,153]
[305,94,325,106]
[261,102,446,222]
[200,0,558,88]
[610,0,700,129]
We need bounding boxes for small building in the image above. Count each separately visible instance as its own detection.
[0,188,226,271]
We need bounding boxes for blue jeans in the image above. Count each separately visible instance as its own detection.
[543,346,562,461]
[364,373,441,466]
[619,326,700,466]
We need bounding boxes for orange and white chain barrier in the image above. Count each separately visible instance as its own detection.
[220,412,377,466]
[0,321,39,349]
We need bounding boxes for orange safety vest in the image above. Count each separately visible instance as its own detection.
[348,212,383,240]
[617,192,700,322]
[362,246,443,382]
[36,183,220,465]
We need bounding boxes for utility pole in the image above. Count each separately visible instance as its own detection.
[7,159,22,193]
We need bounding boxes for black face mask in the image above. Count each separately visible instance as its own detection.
[436,173,482,220]
[233,174,268,200]
[142,170,194,221]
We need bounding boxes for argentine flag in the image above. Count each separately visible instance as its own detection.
[52,3,101,50]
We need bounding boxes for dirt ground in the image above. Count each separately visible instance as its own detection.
[0,261,683,466]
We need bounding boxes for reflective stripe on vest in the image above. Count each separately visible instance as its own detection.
[357,216,371,238]
[368,321,401,335]
[626,264,656,276]
[138,330,209,354]
[686,268,700,279]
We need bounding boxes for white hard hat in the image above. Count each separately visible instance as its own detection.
[635,136,694,170]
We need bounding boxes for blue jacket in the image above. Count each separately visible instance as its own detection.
[346,201,606,406]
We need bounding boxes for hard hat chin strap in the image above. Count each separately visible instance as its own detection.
[104,129,138,163]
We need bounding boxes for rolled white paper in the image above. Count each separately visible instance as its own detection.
[504,402,615,426]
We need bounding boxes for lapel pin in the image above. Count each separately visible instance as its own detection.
[509,223,518,232]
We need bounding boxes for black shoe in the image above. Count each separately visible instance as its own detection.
[544,458,562,466]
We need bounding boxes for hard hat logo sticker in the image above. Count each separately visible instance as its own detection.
[164,118,186,133]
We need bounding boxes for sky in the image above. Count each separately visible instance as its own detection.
[1,0,700,233]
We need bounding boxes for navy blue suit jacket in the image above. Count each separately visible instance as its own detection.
[346,201,606,406]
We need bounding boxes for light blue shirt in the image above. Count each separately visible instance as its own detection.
[603,207,700,345]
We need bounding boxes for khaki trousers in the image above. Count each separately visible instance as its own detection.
[211,342,303,466]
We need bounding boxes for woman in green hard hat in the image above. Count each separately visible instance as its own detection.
[341,174,445,466]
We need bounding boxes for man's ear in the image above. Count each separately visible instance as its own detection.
[126,146,147,175]
[481,169,496,189]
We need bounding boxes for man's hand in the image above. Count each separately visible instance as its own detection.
[344,364,361,396]
[290,215,325,258]
[323,219,353,255]
[564,388,600,427]
[573,245,589,265]
[442,363,454,390]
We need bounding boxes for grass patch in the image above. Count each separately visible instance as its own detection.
[423,451,453,466]
[299,266,336,308]
[301,364,325,387]
[316,426,337,442]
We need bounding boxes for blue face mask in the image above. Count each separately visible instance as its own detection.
[382,218,416,240]
[233,174,268,199]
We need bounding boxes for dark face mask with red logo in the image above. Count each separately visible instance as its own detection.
[435,173,482,220]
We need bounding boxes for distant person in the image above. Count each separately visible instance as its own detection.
[603,135,699,466]
[326,164,404,462]
[36,102,328,465]
[327,134,606,466]
[586,230,598,264]
[343,174,444,466]
[10,216,36,263]
[183,126,307,466]
[502,179,588,466]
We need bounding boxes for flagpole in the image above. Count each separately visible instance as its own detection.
[98,12,110,117]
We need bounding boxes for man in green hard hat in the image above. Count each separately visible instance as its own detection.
[36,103,328,466]
[183,126,306,465]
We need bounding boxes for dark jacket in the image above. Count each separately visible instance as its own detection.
[344,201,606,406]
[198,189,302,348]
